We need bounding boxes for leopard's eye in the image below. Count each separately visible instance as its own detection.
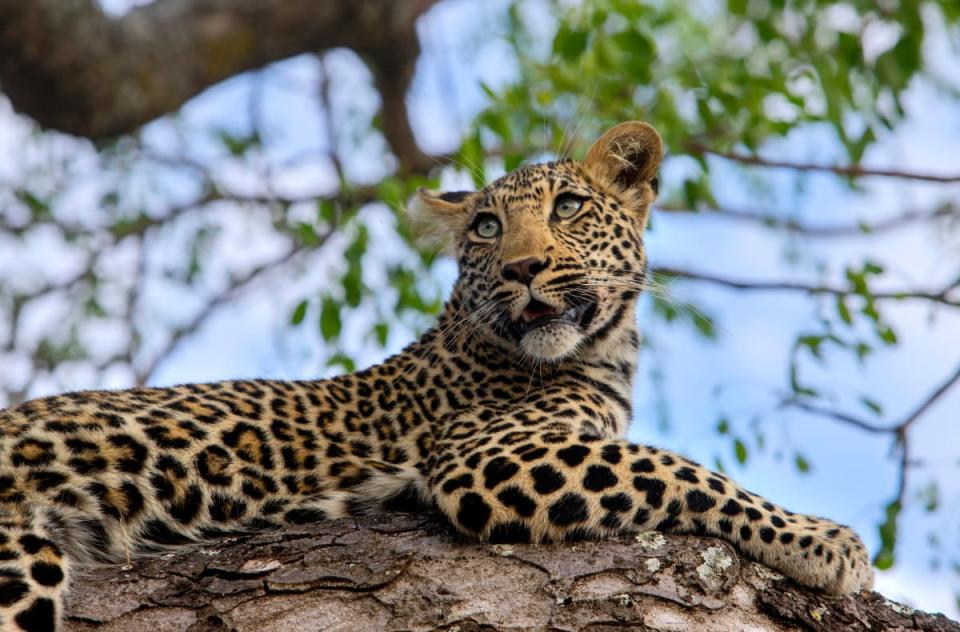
[473,214,502,239]
[553,194,584,219]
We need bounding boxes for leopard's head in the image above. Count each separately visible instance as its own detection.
[413,122,662,362]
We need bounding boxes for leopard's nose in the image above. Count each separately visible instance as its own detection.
[502,257,550,285]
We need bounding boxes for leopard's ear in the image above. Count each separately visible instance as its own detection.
[584,121,663,210]
[407,188,476,253]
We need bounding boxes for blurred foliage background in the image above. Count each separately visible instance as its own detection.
[1,0,959,614]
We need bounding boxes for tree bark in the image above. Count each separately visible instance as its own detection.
[0,0,436,145]
[64,513,958,632]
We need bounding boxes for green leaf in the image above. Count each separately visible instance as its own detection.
[728,0,748,15]
[290,300,308,326]
[690,310,716,339]
[374,322,390,347]
[478,109,512,144]
[553,25,589,61]
[859,396,883,416]
[319,296,342,341]
[83,296,107,318]
[376,178,406,210]
[734,438,748,465]
[345,225,368,265]
[835,295,852,325]
[217,129,260,156]
[794,453,811,474]
[874,548,894,571]
[343,267,363,308]
[798,335,824,360]
[457,132,486,189]
[327,352,355,373]
[317,199,336,224]
[878,326,898,346]
[682,178,699,208]
[16,190,51,218]
[919,482,938,513]
[716,417,730,435]
[100,191,120,209]
[296,223,319,247]
[873,500,901,570]
[863,260,885,276]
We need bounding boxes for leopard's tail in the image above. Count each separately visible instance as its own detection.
[0,504,68,632]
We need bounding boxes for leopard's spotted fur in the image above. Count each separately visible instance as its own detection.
[0,123,872,630]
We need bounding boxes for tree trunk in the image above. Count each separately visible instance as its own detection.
[0,0,437,172]
[64,513,958,631]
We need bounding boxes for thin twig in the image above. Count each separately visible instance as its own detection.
[897,361,960,431]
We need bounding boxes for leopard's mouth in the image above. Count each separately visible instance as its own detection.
[509,296,598,337]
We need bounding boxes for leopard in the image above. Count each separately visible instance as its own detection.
[0,121,873,631]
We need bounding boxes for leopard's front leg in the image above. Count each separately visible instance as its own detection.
[428,420,873,595]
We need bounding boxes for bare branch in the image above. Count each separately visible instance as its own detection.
[64,513,958,632]
[0,0,439,138]
[2,187,378,244]
[360,17,444,174]
[686,143,960,183]
[652,267,960,308]
[656,202,960,237]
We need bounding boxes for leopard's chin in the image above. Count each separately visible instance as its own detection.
[519,322,584,362]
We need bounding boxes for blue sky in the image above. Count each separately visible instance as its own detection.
[3,0,959,617]
[147,2,960,614]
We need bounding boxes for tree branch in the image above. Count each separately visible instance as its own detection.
[897,361,960,432]
[2,186,378,242]
[651,267,960,308]
[63,513,960,631]
[687,142,960,183]
[0,0,439,139]
[687,143,960,183]
[361,21,440,174]
[656,202,959,238]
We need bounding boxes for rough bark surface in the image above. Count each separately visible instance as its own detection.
[63,513,958,631]
[0,0,436,158]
